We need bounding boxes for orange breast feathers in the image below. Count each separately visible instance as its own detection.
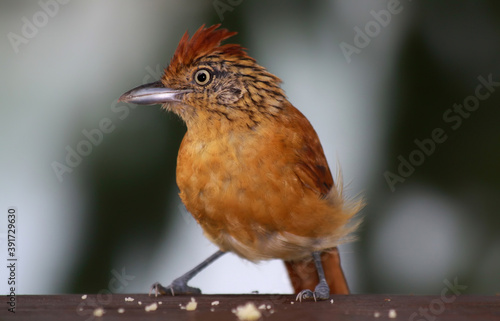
[176,101,362,262]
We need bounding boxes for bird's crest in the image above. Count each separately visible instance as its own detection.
[166,24,251,75]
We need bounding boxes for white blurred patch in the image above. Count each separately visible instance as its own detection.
[368,184,466,292]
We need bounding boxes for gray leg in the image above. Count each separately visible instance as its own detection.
[151,250,226,296]
[296,251,330,301]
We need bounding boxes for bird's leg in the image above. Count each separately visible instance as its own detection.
[296,251,330,301]
[150,250,226,296]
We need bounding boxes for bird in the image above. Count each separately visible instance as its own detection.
[119,24,363,301]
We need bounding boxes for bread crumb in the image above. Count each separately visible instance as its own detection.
[266,305,271,309]
[124,297,134,302]
[374,311,381,318]
[211,300,220,306]
[81,294,87,300]
[385,298,391,302]
[290,301,294,304]
[93,308,105,317]
[138,301,142,305]
[145,302,158,312]
[158,301,163,305]
[258,304,266,310]
[388,309,397,318]
[180,297,198,311]
[117,308,125,314]
[186,298,198,311]
[232,302,262,321]
[210,307,215,312]
[330,299,334,304]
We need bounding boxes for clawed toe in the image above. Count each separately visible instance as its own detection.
[149,282,169,296]
[296,289,316,302]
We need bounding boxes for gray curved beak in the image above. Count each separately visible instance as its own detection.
[119,81,189,105]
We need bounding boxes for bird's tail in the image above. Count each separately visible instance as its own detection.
[284,247,349,295]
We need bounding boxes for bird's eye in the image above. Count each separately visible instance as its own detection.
[194,69,212,86]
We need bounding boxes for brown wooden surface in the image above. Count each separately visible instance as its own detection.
[1,294,499,321]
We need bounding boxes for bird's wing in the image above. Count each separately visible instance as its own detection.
[294,146,333,197]
[288,106,334,197]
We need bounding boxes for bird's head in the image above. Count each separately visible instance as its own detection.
[119,24,287,132]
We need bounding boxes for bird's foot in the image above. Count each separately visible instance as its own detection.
[149,279,201,297]
[295,280,330,302]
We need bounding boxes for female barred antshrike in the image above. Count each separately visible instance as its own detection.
[120,24,363,301]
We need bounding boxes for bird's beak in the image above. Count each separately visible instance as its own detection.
[118,81,189,105]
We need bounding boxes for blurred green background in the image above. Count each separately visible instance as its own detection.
[1,0,499,295]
